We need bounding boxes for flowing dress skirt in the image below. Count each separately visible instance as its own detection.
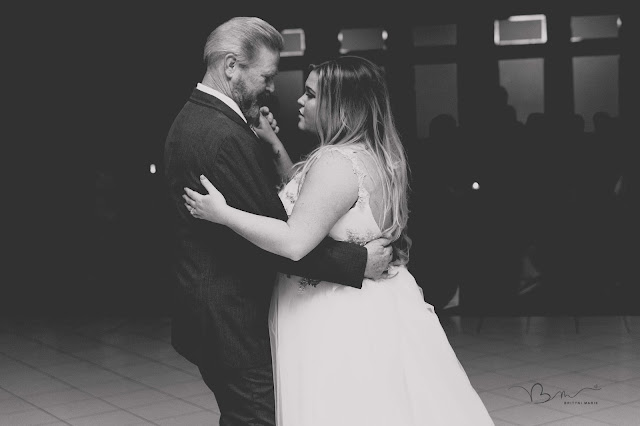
[269,265,494,426]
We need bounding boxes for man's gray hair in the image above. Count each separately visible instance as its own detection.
[204,17,284,70]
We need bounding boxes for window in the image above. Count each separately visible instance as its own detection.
[571,15,621,42]
[499,58,544,124]
[338,28,387,53]
[413,24,457,47]
[573,55,619,132]
[281,29,305,57]
[414,63,458,139]
[494,15,547,46]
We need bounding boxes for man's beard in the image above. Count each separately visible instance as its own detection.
[233,78,269,127]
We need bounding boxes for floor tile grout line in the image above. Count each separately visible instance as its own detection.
[536,414,618,426]
[491,392,623,426]
[489,374,640,424]
[2,318,221,419]
[3,318,198,377]
[5,315,638,424]
[0,383,74,425]
[482,388,537,411]
[15,330,206,396]
[472,369,616,400]
[1,352,164,426]
[2,333,217,425]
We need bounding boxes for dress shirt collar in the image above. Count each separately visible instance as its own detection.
[196,83,247,123]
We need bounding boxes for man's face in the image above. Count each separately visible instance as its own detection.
[231,47,279,127]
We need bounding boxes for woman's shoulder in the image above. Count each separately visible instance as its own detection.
[306,147,361,180]
[318,144,373,170]
[325,145,380,181]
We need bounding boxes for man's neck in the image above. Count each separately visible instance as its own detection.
[197,79,247,124]
[201,73,231,99]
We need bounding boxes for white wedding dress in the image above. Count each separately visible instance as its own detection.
[269,147,494,426]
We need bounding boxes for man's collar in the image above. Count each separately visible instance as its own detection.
[196,83,247,123]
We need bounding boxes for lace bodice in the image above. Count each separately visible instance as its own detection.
[278,147,383,248]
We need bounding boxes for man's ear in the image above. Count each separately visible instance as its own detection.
[223,53,237,78]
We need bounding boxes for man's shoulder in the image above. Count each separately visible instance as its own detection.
[179,99,230,127]
[166,100,263,169]
[169,102,245,142]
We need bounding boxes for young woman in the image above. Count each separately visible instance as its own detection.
[184,56,494,425]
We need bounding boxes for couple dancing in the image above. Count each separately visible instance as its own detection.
[165,16,493,426]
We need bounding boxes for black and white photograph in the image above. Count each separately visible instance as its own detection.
[2,1,638,425]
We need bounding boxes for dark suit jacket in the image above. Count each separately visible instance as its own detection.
[164,89,367,370]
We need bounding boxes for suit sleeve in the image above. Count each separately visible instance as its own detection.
[270,237,367,289]
[206,135,367,289]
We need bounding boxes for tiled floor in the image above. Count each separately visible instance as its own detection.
[1,315,639,426]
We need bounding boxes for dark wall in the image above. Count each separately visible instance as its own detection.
[7,1,635,316]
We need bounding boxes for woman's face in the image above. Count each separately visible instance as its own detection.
[296,70,319,134]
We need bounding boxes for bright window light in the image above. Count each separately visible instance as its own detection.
[338,28,387,54]
[494,15,547,45]
[280,29,306,57]
[570,15,620,42]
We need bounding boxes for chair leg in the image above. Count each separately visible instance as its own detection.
[573,316,580,334]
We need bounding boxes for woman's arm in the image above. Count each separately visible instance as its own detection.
[185,150,358,261]
[254,107,294,181]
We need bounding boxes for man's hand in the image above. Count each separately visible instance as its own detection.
[363,237,393,280]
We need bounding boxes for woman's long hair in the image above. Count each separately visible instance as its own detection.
[291,56,412,266]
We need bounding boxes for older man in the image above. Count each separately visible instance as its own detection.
[164,17,391,425]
